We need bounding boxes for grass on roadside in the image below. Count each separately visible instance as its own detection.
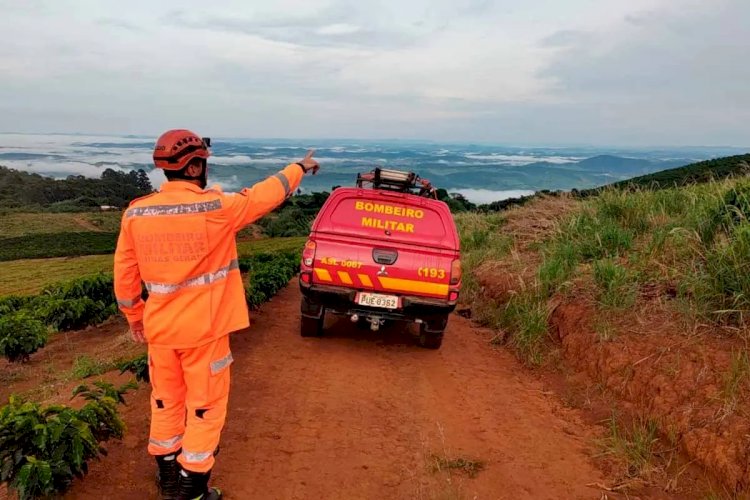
[453,212,513,307]
[597,414,661,480]
[430,455,485,479]
[458,178,750,368]
[593,259,636,309]
[719,349,750,419]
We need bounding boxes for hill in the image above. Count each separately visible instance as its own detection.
[578,152,750,195]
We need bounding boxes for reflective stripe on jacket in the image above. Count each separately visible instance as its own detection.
[114,163,304,348]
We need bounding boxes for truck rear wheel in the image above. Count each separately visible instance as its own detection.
[301,312,324,337]
[417,315,448,349]
[418,326,443,349]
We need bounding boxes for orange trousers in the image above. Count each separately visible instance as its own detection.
[147,335,232,473]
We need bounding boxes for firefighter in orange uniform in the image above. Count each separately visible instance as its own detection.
[114,130,319,499]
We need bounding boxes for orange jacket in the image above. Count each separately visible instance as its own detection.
[114,163,304,348]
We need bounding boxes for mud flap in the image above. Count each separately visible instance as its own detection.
[423,314,449,333]
[301,296,324,319]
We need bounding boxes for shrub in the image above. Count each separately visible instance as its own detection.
[42,274,115,305]
[0,311,48,362]
[1,275,119,337]
[0,295,32,316]
[243,251,300,309]
[28,296,110,332]
[118,354,149,383]
[0,382,132,499]
[259,206,314,237]
[72,382,134,442]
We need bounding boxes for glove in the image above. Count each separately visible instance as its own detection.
[296,149,320,175]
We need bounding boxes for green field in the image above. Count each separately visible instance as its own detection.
[0,232,120,261]
[0,211,122,237]
[0,237,305,296]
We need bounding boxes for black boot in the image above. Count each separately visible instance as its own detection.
[177,469,222,500]
[155,451,181,499]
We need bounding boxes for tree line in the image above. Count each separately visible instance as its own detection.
[0,166,153,211]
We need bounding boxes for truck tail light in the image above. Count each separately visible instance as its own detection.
[302,240,317,267]
[449,291,459,302]
[300,271,312,284]
[450,259,462,285]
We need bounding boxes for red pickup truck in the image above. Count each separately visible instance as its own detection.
[298,168,461,349]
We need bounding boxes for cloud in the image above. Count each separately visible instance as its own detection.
[453,189,535,204]
[1,159,129,178]
[96,18,144,32]
[535,0,750,145]
[0,0,747,146]
[316,23,362,36]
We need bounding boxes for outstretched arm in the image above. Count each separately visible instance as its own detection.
[224,150,319,232]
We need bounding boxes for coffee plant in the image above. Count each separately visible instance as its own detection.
[0,295,32,316]
[28,296,112,332]
[42,274,115,305]
[117,354,149,383]
[0,382,133,499]
[243,251,300,308]
[0,274,118,361]
[0,311,48,362]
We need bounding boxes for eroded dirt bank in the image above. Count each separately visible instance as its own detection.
[551,299,750,493]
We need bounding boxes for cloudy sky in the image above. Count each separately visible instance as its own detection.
[0,0,748,146]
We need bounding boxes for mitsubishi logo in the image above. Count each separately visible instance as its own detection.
[377,265,388,276]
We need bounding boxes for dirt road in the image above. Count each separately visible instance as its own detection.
[68,283,607,499]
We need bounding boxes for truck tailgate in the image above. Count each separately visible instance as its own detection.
[311,235,455,300]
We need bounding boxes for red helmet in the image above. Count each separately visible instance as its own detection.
[153,129,211,170]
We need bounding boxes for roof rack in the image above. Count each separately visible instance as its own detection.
[356,168,437,199]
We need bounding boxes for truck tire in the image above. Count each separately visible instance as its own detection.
[418,315,448,349]
[418,326,443,349]
[301,312,324,337]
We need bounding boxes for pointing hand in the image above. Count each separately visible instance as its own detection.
[297,149,320,175]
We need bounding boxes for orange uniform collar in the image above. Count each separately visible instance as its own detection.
[159,181,206,193]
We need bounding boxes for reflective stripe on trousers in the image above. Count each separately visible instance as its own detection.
[210,352,233,375]
[181,449,214,463]
[149,434,183,450]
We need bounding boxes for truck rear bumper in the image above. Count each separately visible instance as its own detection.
[299,280,457,320]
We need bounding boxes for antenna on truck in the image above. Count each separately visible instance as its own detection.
[356,168,437,199]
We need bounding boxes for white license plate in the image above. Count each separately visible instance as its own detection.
[357,292,399,309]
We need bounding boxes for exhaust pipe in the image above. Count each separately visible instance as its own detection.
[350,314,359,323]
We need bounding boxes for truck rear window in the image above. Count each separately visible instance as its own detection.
[320,196,450,246]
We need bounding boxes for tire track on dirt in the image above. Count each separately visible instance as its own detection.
[68,282,606,499]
